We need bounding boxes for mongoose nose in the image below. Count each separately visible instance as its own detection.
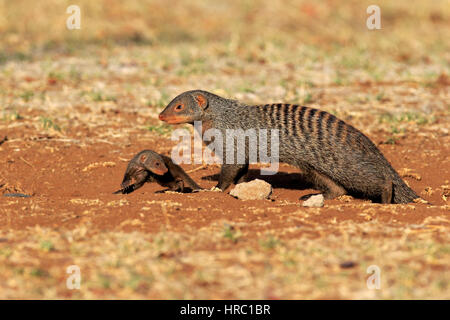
[158,114,165,120]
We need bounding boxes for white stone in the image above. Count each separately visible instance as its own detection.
[302,194,324,207]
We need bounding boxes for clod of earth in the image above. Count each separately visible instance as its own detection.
[339,261,358,269]
[229,179,272,200]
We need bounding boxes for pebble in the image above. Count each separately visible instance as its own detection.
[229,179,272,200]
[302,194,324,207]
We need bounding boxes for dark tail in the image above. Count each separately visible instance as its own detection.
[392,174,418,204]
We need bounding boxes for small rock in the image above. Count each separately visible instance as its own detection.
[302,194,324,207]
[229,179,272,200]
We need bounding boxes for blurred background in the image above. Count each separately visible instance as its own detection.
[1,0,449,64]
[1,0,448,110]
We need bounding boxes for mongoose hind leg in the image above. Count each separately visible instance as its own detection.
[171,179,185,192]
[182,173,203,192]
[304,169,347,200]
[216,164,248,191]
[154,180,185,193]
[381,179,393,204]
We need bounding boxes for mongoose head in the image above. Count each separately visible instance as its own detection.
[138,150,168,176]
[115,150,168,194]
[159,90,209,124]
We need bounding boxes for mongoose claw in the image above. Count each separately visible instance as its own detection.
[113,185,135,194]
[122,185,136,194]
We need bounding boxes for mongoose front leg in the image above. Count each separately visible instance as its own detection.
[216,164,248,191]
[179,172,203,191]
[234,163,249,184]
[381,179,393,204]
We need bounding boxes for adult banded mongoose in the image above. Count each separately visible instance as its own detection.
[158,90,419,204]
[114,150,202,194]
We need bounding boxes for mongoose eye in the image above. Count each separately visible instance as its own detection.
[155,162,160,167]
[175,104,185,112]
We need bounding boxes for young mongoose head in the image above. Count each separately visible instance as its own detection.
[159,90,211,124]
[138,150,168,176]
[114,150,168,194]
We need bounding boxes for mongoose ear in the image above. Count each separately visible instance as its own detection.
[139,154,147,163]
[194,94,208,109]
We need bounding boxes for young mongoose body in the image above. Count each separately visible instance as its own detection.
[159,90,418,204]
[114,150,202,194]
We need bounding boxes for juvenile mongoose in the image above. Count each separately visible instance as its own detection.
[114,150,202,194]
[158,90,419,204]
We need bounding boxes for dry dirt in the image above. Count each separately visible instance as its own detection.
[1,120,449,233]
[0,78,448,299]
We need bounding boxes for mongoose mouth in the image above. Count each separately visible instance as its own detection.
[151,167,168,175]
[158,114,191,124]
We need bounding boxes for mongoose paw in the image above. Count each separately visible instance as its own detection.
[113,185,135,194]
